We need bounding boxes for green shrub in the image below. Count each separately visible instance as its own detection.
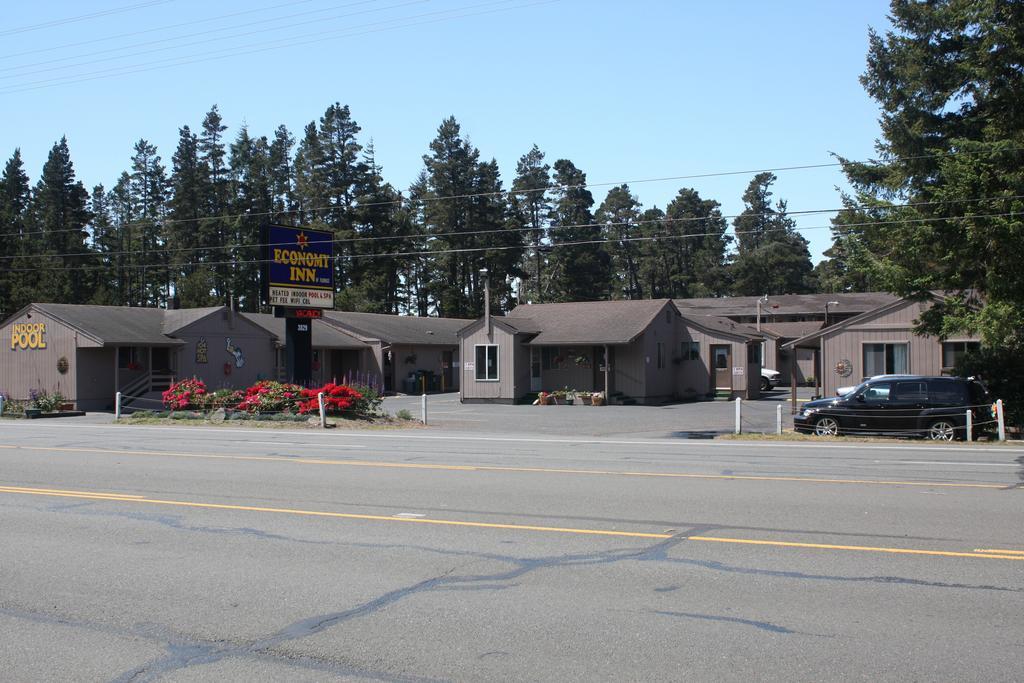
[395,408,414,421]
[348,383,384,416]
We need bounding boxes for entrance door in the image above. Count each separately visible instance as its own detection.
[530,347,542,392]
[442,350,454,391]
[711,344,732,391]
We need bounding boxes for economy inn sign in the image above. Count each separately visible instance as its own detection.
[262,224,335,309]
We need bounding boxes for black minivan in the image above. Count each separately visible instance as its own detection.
[794,376,990,441]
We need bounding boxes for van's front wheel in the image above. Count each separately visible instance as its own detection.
[814,416,840,437]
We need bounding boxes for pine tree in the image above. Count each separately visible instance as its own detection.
[128,139,168,306]
[660,188,731,297]
[227,126,273,310]
[198,105,231,303]
[547,159,610,301]
[835,0,1024,355]
[597,185,644,299]
[167,125,210,306]
[87,184,121,305]
[510,145,550,302]
[27,138,94,305]
[419,116,480,317]
[730,173,814,295]
[0,149,31,317]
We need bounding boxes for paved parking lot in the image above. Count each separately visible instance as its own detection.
[384,388,815,439]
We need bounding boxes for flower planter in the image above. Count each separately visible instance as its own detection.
[59,402,75,412]
[25,408,42,419]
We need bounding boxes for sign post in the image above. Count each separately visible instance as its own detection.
[262,224,334,385]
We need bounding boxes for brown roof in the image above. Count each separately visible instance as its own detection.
[675,292,899,317]
[242,313,368,350]
[32,303,183,346]
[759,320,824,339]
[686,314,763,340]
[322,311,471,346]
[508,299,671,345]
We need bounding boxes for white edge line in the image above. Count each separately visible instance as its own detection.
[5,422,1024,454]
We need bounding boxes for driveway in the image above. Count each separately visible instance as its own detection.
[384,388,814,439]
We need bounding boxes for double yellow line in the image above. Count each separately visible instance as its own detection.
[1,484,1022,561]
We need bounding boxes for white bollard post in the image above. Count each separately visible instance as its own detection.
[996,399,1006,442]
[734,397,742,435]
[115,391,122,420]
[317,392,326,428]
[776,404,783,435]
[0,394,4,417]
[421,393,428,425]
[965,409,972,443]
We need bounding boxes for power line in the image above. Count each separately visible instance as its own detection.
[0,0,319,61]
[0,0,555,95]
[3,196,1021,262]
[0,0,418,81]
[0,1,175,37]
[14,144,1024,239]
[5,210,1019,272]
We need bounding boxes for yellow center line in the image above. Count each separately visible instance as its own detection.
[0,484,1020,561]
[687,536,1024,561]
[2,444,1012,490]
[973,548,1024,555]
[0,485,669,540]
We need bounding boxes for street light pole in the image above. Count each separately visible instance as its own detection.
[756,293,768,332]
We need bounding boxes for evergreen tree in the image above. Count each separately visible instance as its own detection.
[167,125,209,305]
[547,159,610,301]
[471,158,525,313]
[128,139,168,306]
[419,116,480,317]
[197,105,231,303]
[227,126,273,310]
[0,149,31,317]
[510,145,550,302]
[835,0,1024,361]
[730,172,814,295]
[87,184,120,305]
[597,185,644,299]
[27,138,94,305]
[660,188,731,297]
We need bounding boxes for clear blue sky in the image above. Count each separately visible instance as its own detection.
[1,0,893,262]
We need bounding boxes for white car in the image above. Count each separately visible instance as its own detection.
[761,368,781,391]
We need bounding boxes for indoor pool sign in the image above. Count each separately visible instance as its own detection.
[264,224,334,309]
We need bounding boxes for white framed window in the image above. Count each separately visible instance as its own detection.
[474,344,499,381]
[681,341,700,361]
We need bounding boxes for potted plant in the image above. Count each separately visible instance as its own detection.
[575,391,592,406]
[591,391,606,406]
[537,391,552,406]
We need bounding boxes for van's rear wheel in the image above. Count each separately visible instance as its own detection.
[928,419,957,441]
[814,416,840,437]
[760,377,770,392]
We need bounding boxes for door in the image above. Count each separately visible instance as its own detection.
[530,347,542,392]
[849,380,894,434]
[711,345,731,390]
[442,350,454,391]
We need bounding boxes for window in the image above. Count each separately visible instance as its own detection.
[656,342,665,369]
[860,382,892,403]
[475,345,499,381]
[118,346,141,369]
[748,343,761,365]
[541,346,559,371]
[863,343,908,377]
[942,341,980,371]
[681,341,700,361]
[893,381,928,401]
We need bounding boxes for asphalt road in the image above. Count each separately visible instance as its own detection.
[1,420,1022,681]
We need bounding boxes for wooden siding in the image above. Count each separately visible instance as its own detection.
[460,321,518,400]
[819,299,979,396]
[0,308,80,402]
[76,348,116,411]
[172,313,277,390]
